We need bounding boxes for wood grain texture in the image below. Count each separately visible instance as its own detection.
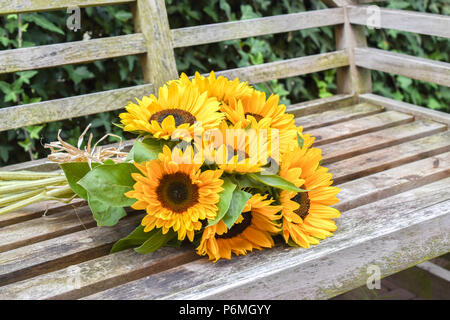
[171,8,345,48]
[359,93,450,126]
[348,5,450,39]
[0,0,135,14]
[82,178,450,300]
[286,94,354,117]
[215,50,349,84]
[354,48,450,87]
[0,84,153,132]
[132,0,178,89]
[0,214,143,287]
[309,110,414,146]
[328,130,450,184]
[296,102,383,130]
[336,151,450,212]
[320,119,447,164]
[0,34,147,74]
[334,4,372,95]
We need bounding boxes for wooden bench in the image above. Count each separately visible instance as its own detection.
[0,0,449,300]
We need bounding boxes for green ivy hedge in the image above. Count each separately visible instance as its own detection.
[0,0,448,166]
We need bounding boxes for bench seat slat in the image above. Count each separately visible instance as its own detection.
[296,102,384,130]
[171,8,345,48]
[329,130,450,184]
[0,214,142,287]
[0,0,135,15]
[0,84,153,132]
[1,152,448,300]
[354,48,450,87]
[79,178,450,300]
[309,110,414,146]
[0,34,147,74]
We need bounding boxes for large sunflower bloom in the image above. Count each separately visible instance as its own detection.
[222,91,297,154]
[125,146,224,242]
[200,122,270,174]
[279,145,341,248]
[196,194,281,262]
[119,82,223,140]
[176,71,254,105]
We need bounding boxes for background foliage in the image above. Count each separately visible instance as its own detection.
[0,0,448,166]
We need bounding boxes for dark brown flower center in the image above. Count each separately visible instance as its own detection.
[245,112,264,122]
[291,190,310,220]
[150,109,196,126]
[216,211,252,239]
[156,172,199,213]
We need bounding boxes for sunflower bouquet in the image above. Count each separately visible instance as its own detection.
[0,71,340,262]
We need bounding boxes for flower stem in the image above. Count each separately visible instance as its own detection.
[0,176,67,195]
[0,171,64,180]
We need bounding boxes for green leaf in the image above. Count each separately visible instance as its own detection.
[297,132,304,148]
[24,14,64,35]
[78,162,139,207]
[60,162,101,200]
[132,138,163,163]
[114,10,133,22]
[111,225,156,253]
[222,189,252,229]
[248,173,303,192]
[88,194,127,227]
[207,177,237,226]
[135,229,177,254]
[26,125,44,139]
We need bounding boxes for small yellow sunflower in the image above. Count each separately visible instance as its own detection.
[196,194,281,262]
[200,122,271,174]
[279,145,341,248]
[125,146,224,242]
[119,82,223,140]
[222,91,297,155]
[176,71,254,105]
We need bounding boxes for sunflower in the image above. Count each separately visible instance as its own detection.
[119,81,223,140]
[196,194,281,262]
[221,91,297,155]
[278,145,341,248]
[200,122,271,174]
[125,146,224,242]
[175,71,254,105]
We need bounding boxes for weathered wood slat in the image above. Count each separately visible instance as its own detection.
[308,110,413,145]
[1,153,448,299]
[133,0,178,89]
[81,178,450,300]
[0,214,143,287]
[329,130,450,184]
[354,48,450,87]
[348,6,450,39]
[0,0,135,15]
[171,8,345,48]
[0,84,153,132]
[359,93,450,126]
[296,102,383,130]
[215,50,349,84]
[321,119,447,164]
[286,94,354,117]
[0,34,147,74]
[336,151,450,212]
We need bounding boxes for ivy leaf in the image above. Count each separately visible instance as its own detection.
[248,173,304,192]
[111,225,156,253]
[60,162,101,200]
[87,194,127,227]
[207,177,236,226]
[222,189,252,229]
[132,138,163,163]
[78,162,139,207]
[24,14,65,35]
[135,229,177,254]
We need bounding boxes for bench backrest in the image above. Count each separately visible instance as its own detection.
[0,0,448,133]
